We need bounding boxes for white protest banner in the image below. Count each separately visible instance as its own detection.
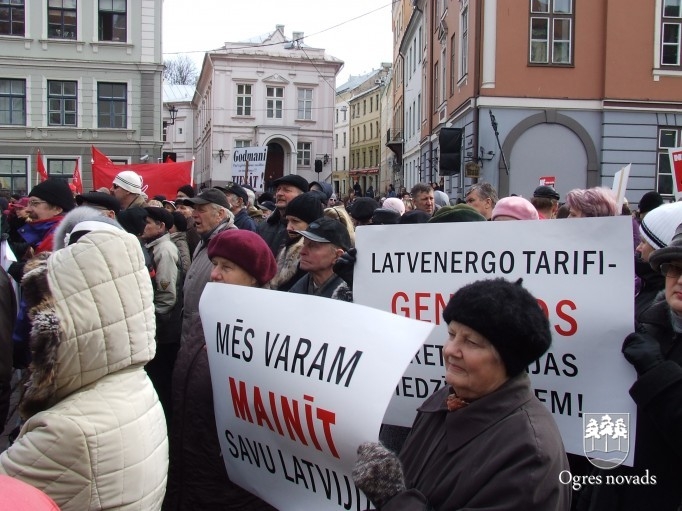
[669,147,682,201]
[200,284,434,510]
[611,164,631,212]
[353,216,637,466]
[232,146,267,192]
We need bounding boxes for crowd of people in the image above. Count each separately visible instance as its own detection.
[0,171,680,510]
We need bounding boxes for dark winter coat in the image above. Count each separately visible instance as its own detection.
[578,294,682,511]
[288,273,352,301]
[384,374,571,511]
[233,208,257,232]
[163,320,275,511]
[256,209,288,256]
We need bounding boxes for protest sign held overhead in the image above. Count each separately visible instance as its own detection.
[354,216,637,466]
[200,285,433,511]
[232,146,267,192]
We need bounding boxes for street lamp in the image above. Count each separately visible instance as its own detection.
[167,104,178,125]
[218,148,225,163]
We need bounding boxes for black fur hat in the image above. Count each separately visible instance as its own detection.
[442,278,551,377]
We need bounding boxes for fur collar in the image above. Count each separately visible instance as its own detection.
[20,253,61,419]
[268,237,304,290]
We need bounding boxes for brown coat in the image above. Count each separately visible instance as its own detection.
[385,374,571,511]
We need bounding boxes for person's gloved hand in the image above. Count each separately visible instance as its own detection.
[622,331,664,375]
[352,442,405,508]
[333,247,357,287]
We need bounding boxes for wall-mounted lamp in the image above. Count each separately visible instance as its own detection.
[323,154,329,165]
[217,148,225,163]
[478,146,495,161]
[167,104,178,125]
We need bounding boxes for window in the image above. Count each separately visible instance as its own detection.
[657,127,680,196]
[335,109,338,123]
[418,26,423,62]
[529,0,573,65]
[47,158,77,183]
[97,82,126,128]
[0,78,26,125]
[162,121,167,142]
[335,134,338,148]
[441,48,447,101]
[370,123,373,139]
[363,100,367,115]
[297,88,312,119]
[235,139,251,148]
[343,132,346,147]
[460,6,469,77]
[48,80,77,126]
[343,108,347,121]
[434,61,439,110]
[0,158,27,195]
[370,97,373,113]
[236,84,252,116]
[342,156,346,170]
[297,142,311,166]
[98,0,126,42]
[0,0,25,36]
[266,86,283,119]
[363,125,366,141]
[48,0,76,39]
[662,0,682,67]
[450,34,457,95]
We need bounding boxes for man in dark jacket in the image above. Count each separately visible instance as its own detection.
[222,184,257,232]
[258,175,308,255]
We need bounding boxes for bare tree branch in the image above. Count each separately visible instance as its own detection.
[164,55,199,86]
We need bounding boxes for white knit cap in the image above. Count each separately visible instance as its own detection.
[639,201,682,250]
[383,197,406,215]
[112,170,143,194]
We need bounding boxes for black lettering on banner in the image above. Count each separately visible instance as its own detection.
[534,388,584,417]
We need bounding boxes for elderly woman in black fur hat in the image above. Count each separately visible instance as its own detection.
[353,278,571,510]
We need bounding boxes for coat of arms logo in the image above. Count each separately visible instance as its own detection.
[583,413,629,469]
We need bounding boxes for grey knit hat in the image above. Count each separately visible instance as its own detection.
[650,223,682,271]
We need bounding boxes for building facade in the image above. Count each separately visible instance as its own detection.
[162,82,194,164]
[192,26,343,190]
[0,0,164,194]
[393,0,682,204]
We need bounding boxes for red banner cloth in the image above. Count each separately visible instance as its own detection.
[91,146,192,199]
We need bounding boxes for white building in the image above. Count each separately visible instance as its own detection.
[0,0,164,194]
[193,26,343,190]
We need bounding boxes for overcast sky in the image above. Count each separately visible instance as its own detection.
[162,0,394,85]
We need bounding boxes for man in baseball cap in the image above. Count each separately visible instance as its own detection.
[288,217,352,300]
[257,174,308,255]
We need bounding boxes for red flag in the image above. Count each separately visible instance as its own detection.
[36,150,48,182]
[91,145,114,166]
[72,159,83,194]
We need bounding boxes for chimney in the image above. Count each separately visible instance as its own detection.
[292,31,304,43]
[276,24,284,33]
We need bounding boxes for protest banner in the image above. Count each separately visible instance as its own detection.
[201,285,434,510]
[539,176,556,187]
[232,146,267,192]
[353,216,637,466]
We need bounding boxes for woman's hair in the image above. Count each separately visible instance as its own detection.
[324,206,356,248]
[565,187,618,217]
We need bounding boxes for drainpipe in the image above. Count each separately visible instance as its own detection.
[470,0,484,194]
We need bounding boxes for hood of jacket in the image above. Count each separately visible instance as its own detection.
[20,229,156,419]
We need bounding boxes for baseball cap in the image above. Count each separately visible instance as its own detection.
[179,188,230,209]
[295,217,351,251]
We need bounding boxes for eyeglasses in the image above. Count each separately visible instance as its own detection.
[660,263,682,279]
[27,199,47,207]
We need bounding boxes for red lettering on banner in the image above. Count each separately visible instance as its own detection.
[228,377,340,458]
